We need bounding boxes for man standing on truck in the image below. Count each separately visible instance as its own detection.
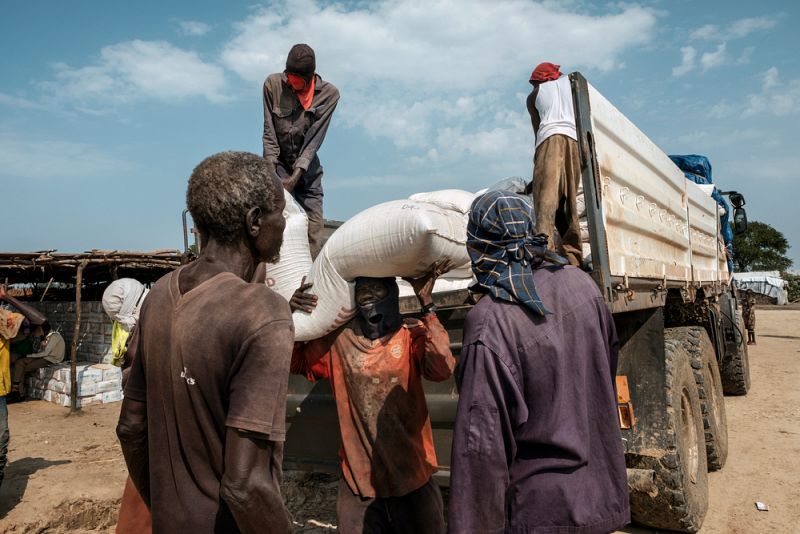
[117,152,293,533]
[526,62,583,267]
[263,43,340,259]
[448,191,629,534]
[290,262,455,534]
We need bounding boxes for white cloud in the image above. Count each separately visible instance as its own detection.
[179,21,212,36]
[736,46,754,65]
[221,0,656,156]
[689,24,718,41]
[223,0,655,87]
[743,67,800,117]
[728,16,778,38]
[707,102,734,119]
[690,16,777,41]
[672,46,696,76]
[762,66,779,90]
[0,92,45,110]
[0,133,130,179]
[700,42,727,71]
[39,40,229,111]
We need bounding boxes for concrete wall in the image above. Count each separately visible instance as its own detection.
[32,301,112,364]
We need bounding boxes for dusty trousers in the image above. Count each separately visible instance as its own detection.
[12,358,51,393]
[532,134,583,267]
[336,477,445,534]
[277,158,325,259]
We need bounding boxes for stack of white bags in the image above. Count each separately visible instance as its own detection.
[266,188,477,342]
[267,177,588,342]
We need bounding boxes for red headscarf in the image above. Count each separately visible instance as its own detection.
[529,62,562,83]
[286,73,316,110]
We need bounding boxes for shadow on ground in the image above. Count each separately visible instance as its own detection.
[0,457,71,519]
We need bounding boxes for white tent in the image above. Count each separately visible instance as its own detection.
[732,271,789,305]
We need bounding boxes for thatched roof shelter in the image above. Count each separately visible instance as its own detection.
[0,249,184,301]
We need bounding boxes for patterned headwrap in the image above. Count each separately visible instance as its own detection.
[467,191,567,316]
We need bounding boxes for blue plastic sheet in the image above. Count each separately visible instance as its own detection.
[668,154,713,183]
[669,154,734,272]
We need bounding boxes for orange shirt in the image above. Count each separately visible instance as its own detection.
[292,313,455,498]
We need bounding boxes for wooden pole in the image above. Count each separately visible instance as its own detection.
[69,260,88,414]
[39,277,55,302]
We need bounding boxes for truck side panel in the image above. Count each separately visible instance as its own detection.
[586,84,691,283]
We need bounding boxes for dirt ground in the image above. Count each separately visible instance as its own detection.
[0,308,798,533]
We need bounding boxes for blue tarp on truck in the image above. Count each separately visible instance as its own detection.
[669,154,734,272]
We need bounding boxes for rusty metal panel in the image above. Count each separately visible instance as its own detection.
[686,182,720,283]
[616,375,635,429]
[587,84,691,283]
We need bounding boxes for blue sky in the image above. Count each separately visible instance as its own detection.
[2,0,799,267]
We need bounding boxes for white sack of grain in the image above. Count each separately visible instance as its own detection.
[409,189,476,214]
[293,199,471,341]
[265,189,313,302]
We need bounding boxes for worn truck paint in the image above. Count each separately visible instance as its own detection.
[283,73,748,533]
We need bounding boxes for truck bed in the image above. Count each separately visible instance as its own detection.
[574,73,729,312]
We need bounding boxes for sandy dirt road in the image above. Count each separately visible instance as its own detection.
[0,308,798,533]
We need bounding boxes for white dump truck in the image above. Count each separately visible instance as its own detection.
[282,72,750,532]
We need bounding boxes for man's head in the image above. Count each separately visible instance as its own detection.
[467,190,554,316]
[529,62,562,85]
[32,321,51,338]
[187,151,286,263]
[354,277,402,340]
[285,43,316,80]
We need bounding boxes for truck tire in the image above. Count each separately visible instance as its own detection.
[630,336,708,532]
[667,327,728,471]
[720,310,750,395]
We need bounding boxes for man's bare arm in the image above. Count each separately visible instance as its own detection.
[219,429,292,534]
[0,285,47,325]
[526,85,541,135]
[116,397,150,507]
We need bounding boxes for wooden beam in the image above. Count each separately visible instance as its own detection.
[69,260,88,414]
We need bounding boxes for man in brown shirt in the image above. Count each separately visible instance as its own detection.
[263,43,340,258]
[290,262,455,534]
[117,152,293,533]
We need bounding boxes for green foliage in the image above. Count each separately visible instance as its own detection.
[732,221,792,272]
[784,272,800,303]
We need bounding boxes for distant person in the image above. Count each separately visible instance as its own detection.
[117,152,293,533]
[0,284,48,486]
[263,43,340,259]
[290,261,456,534]
[743,289,757,345]
[102,277,149,369]
[448,191,629,534]
[526,62,582,267]
[10,318,65,398]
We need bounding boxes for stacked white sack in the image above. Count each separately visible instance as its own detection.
[396,276,476,298]
[26,362,123,407]
[265,189,313,302]
[398,189,478,297]
[292,198,472,341]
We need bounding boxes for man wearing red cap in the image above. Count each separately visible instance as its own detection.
[263,43,340,258]
[526,62,582,267]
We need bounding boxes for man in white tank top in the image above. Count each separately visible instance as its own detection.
[525,62,583,267]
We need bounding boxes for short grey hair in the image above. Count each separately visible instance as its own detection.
[186,151,282,245]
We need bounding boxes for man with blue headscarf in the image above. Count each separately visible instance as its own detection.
[448,191,629,534]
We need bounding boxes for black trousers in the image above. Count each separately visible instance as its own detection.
[277,158,324,259]
[336,477,445,534]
